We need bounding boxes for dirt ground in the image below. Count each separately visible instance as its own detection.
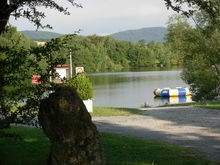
[92,106,220,162]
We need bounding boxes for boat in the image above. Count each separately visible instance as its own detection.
[154,95,192,104]
[153,87,192,97]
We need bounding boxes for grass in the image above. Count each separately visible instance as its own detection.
[0,126,218,165]
[0,127,50,165]
[158,102,196,107]
[195,101,220,109]
[91,107,142,116]
[159,100,220,110]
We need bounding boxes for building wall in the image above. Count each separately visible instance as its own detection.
[35,41,46,46]
[56,68,68,79]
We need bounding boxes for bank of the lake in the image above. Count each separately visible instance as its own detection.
[91,101,220,117]
[158,100,220,110]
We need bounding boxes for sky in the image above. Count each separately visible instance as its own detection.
[9,0,175,36]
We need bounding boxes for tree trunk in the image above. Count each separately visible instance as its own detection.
[0,13,10,34]
[0,1,18,34]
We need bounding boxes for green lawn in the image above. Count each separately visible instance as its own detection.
[92,107,142,116]
[195,101,220,109]
[92,101,220,117]
[0,126,218,165]
[158,100,220,110]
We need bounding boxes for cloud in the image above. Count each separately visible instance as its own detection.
[9,0,175,35]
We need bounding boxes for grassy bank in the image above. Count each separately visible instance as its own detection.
[92,107,142,116]
[92,101,220,117]
[0,126,218,165]
[195,101,220,109]
[158,100,220,110]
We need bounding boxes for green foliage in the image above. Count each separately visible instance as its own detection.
[147,42,176,66]
[67,74,92,100]
[0,26,36,127]
[166,14,220,101]
[58,34,181,73]
[164,0,220,26]
[165,15,193,64]
[0,26,67,128]
[180,28,220,100]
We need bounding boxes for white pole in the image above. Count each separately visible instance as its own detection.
[70,49,73,79]
[49,71,52,82]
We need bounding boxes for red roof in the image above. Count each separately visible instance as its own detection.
[55,64,69,68]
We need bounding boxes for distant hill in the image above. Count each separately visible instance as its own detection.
[110,27,167,43]
[20,30,63,41]
[20,27,167,43]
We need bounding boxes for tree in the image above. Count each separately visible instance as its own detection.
[180,28,220,100]
[166,13,220,100]
[163,0,220,25]
[147,42,174,66]
[164,0,220,100]
[0,26,35,128]
[0,0,82,34]
[165,15,192,63]
[0,26,67,128]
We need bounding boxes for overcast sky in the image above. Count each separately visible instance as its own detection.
[9,0,175,35]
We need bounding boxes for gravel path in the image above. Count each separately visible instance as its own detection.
[92,106,220,162]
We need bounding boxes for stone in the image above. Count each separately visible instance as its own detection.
[38,87,105,165]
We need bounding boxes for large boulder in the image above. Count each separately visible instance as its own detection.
[38,87,105,165]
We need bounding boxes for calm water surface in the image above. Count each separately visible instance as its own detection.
[89,70,191,108]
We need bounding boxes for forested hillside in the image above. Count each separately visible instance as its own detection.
[20,30,63,41]
[51,34,181,73]
[20,27,166,43]
[111,27,167,43]
[17,28,180,73]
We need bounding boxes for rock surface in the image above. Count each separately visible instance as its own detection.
[38,87,104,165]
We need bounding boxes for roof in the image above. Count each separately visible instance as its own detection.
[55,64,69,68]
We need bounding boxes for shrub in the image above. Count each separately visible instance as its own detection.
[67,73,92,100]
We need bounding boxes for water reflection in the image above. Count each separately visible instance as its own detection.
[89,70,192,108]
[154,96,192,105]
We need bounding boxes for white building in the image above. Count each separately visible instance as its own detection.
[53,64,69,83]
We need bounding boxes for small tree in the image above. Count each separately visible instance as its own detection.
[67,73,92,100]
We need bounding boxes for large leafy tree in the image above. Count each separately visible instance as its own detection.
[164,0,220,25]
[181,29,220,100]
[166,13,220,100]
[0,0,81,33]
[165,15,192,62]
[0,26,67,128]
[0,26,35,128]
[164,0,220,100]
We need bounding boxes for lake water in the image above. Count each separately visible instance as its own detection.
[89,70,192,108]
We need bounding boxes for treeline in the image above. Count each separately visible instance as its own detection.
[56,35,181,73]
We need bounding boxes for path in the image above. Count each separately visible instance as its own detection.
[92,106,220,162]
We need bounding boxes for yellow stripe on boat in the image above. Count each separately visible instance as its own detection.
[153,87,192,97]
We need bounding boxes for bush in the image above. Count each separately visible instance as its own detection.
[66,73,92,100]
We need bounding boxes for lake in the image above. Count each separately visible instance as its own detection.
[89,69,192,108]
